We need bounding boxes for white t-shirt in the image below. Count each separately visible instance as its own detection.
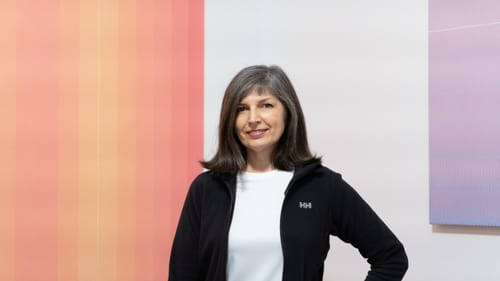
[227,170,294,281]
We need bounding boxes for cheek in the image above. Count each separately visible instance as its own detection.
[276,123,285,139]
[275,112,286,135]
[234,117,245,135]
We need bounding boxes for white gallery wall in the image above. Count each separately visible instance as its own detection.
[204,1,500,280]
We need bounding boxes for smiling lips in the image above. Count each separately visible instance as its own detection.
[247,128,268,139]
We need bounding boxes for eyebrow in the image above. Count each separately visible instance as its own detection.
[238,97,274,105]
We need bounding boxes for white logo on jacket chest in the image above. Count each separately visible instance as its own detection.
[299,201,312,209]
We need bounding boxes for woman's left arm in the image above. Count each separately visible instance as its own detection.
[329,174,409,281]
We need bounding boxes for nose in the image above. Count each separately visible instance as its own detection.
[247,108,261,127]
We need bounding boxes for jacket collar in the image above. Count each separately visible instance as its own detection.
[285,161,322,194]
[215,161,322,195]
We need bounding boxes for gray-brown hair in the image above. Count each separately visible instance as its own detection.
[201,65,320,173]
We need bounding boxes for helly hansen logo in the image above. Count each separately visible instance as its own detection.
[299,201,312,209]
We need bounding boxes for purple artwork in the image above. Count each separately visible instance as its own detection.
[429,1,500,226]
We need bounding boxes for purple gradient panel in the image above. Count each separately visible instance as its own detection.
[429,6,500,226]
[430,0,500,30]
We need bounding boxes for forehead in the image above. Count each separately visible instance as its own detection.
[239,89,278,103]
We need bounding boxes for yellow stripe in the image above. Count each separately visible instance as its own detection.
[117,0,137,279]
[0,1,16,280]
[78,0,100,279]
[99,0,119,279]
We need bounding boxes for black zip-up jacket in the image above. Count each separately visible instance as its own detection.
[169,162,408,281]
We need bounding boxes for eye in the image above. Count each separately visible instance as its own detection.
[262,103,274,109]
[236,105,248,113]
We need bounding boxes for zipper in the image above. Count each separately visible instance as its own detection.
[279,175,298,281]
[222,176,236,281]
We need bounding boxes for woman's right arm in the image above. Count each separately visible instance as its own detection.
[169,178,203,281]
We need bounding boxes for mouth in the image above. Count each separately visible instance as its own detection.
[246,128,268,139]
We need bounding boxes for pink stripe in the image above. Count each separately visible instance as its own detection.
[136,1,157,279]
[15,1,59,280]
[58,1,79,280]
[136,0,204,280]
[162,0,204,278]
[186,0,204,185]
[117,0,137,280]
[152,0,173,279]
[0,1,17,280]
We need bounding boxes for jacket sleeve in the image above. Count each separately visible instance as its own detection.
[169,176,203,281]
[329,174,408,281]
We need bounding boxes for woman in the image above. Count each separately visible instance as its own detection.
[169,65,408,281]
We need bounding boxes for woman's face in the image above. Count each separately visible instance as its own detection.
[235,90,286,158]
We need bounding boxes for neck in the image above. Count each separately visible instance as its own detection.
[245,150,274,172]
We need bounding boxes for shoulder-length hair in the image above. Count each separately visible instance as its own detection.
[201,65,321,173]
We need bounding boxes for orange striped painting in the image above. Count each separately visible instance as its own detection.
[0,0,204,280]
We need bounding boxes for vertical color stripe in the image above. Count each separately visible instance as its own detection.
[15,0,59,280]
[58,1,79,281]
[136,1,156,279]
[153,0,173,279]
[99,0,119,279]
[117,0,137,280]
[1,1,203,280]
[186,0,205,184]
[78,0,99,279]
[169,0,205,253]
[0,1,17,280]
